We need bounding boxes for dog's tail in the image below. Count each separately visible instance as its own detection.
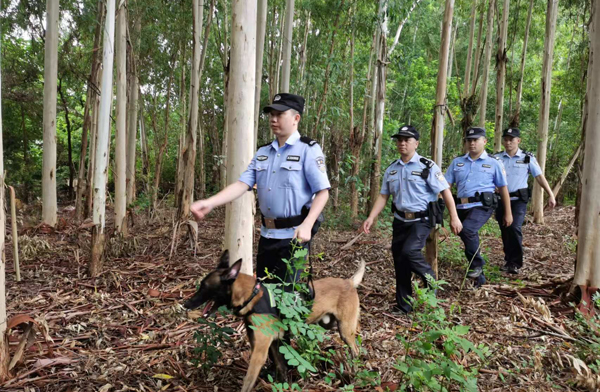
[351,260,366,288]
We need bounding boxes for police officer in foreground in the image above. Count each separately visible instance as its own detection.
[362,125,463,314]
[495,128,556,274]
[190,93,330,285]
[445,127,513,286]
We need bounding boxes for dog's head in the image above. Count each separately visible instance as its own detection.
[183,250,243,317]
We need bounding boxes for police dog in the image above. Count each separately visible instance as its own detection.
[183,250,365,392]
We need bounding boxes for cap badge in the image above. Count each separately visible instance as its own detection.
[274,95,281,101]
[401,127,408,131]
[469,130,474,134]
[508,129,512,133]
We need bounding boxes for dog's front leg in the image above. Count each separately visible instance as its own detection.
[241,331,272,392]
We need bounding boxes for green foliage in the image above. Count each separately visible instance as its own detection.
[192,306,235,372]
[395,279,490,391]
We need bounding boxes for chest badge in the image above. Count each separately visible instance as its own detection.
[411,171,423,176]
[286,155,300,162]
[482,164,492,168]
[457,163,465,167]
[257,155,268,161]
[389,170,398,175]
[516,160,525,164]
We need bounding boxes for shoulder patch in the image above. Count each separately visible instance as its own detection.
[300,136,317,146]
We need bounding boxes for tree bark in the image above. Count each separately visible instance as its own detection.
[90,0,116,277]
[115,1,127,233]
[178,0,204,219]
[153,61,175,211]
[0,15,10,382]
[127,15,141,208]
[573,0,600,314]
[494,0,510,152]
[463,0,478,98]
[76,0,104,221]
[58,79,75,201]
[225,0,256,274]
[477,0,496,127]
[86,74,101,219]
[470,4,485,96]
[510,0,533,127]
[254,0,268,146]
[426,0,455,276]
[532,0,559,225]
[280,0,294,93]
[550,144,582,203]
[42,0,59,227]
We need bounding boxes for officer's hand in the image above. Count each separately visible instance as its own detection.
[450,217,462,235]
[361,218,374,234]
[503,213,513,227]
[293,223,312,243]
[190,200,213,221]
[547,196,557,210]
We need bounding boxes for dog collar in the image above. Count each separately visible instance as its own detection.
[234,283,262,315]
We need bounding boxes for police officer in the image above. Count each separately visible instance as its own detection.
[362,125,462,313]
[495,128,556,274]
[190,93,330,285]
[445,127,513,285]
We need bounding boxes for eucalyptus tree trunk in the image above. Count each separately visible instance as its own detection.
[477,0,496,127]
[254,0,268,146]
[0,19,9,381]
[42,0,59,227]
[225,0,256,274]
[510,0,534,127]
[178,0,204,219]
[115,2,127,233]
[494,0,510,152]
[463,0,477,97]
[532,0,559,225]
[297,11,310,91]
[76,0,104,222]
[470,5,485,96]
[426,0,455,276]
[126,16,141,207]
[367,1,388,214]
[573,0,600,315]
[86,76,101,218]
[175,48,186,207]
[280,0,294,93]
[90,0,116,277]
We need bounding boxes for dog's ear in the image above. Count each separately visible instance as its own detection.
[217,250,230,269]
[222,259,243,281]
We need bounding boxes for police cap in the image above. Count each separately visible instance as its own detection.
[391,125,420,140]
[263,93,305,116]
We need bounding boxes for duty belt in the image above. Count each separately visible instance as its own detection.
[261,207,309,229]
[455,195,481,205]
[395,210,428,220]
[509,188,528,198]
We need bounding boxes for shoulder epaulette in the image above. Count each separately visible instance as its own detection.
[419,157,434,180]
[299,136,317,146]
[386,160,397,169]
[258,141,271,148]
[492,155,501,161]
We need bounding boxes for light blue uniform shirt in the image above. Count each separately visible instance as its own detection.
[445,151,508,209]
[381,153,450,221]
[495,149,542,195]
[238,131,331,239]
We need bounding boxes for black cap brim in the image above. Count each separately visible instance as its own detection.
[392,132,419,140]
[464,135,485,139]
[502,133,519,138]
[263,104,294,114]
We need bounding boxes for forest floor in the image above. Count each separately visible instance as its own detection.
[2,203,598,392]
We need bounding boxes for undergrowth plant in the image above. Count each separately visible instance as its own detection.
[395,278,490,391]
[192,306,235,372]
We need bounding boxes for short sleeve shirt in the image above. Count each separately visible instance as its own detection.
[238,131,331,239]
[445,151,508,209]
[495,149,542,193]
[381,152,450,220]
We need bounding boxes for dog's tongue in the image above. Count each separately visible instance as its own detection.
[202,301,214,317]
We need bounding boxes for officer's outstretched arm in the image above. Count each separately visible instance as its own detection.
[362,194,390,234]
[498,186,513,227]
[190,181,249,221]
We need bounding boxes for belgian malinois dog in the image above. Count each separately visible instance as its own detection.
[183,250,365,392]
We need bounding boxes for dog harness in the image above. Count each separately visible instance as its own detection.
[234,283,278,316]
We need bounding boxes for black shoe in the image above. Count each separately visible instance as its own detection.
[500,263,510,272]
[391,306,410,315]
[467,266,483,278]
[506,264,519,275]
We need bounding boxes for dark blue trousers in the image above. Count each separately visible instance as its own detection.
[457,206,494,269]
[496,199,528,268]
[391,218,435,313]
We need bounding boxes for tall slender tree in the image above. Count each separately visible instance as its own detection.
[494,0,510,151]
[127,15,142,207]
[115,1,127,233]
[280,0,294,93]
[254,0,268,146]
[509,0,534,127]
[532,0,559,224]
[225,0,257,274]
[42,0,59,227]
[573,0,600,315]
[90,0,116,277]
[477,0,496,127]
[0,18,8,380]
